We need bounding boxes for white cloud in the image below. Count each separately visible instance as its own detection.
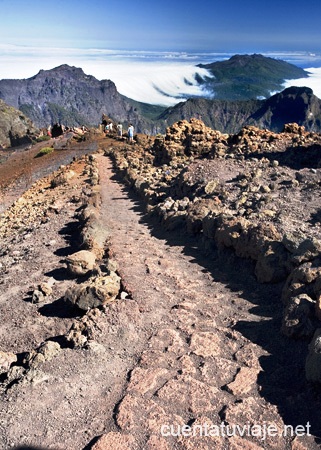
[0,45,214,105]
[0,45,320,104]
[283,67,321,99]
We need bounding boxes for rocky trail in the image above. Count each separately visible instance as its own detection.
[0,132,321,449]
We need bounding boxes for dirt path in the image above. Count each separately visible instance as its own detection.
[93,154,320,449]
[0,146,320,449]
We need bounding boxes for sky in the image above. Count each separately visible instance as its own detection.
[1,0,321,53]
[1,0,321,104]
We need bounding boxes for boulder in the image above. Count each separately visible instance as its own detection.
[65,272,121,311]
[291,238,321,265]
[254,242,289,283]
[24,341,61,369]
[281,294,316,338]
[65,250,96,276]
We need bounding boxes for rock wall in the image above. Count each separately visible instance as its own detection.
[106,119,321,381]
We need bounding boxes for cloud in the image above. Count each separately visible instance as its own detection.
[0,45,320,104]
[0,45,215,105]
[283,67,321,99]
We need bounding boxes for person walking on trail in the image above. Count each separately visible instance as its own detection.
[128,123,134,143]
[117,123,123,139]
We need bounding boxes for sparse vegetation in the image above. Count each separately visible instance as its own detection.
[35,147,54,157]
[35,135,51,143]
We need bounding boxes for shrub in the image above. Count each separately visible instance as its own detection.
[35,147,54,158]
[36,135,51,142]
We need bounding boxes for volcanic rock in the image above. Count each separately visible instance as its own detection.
[64,272,121,311]
[0,98,38,147]
[305,328,321,382]
[65,250,97,276]
[0,351,17,375]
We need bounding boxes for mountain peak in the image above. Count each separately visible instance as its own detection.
[197,53,309,101]
[33,64,89,80]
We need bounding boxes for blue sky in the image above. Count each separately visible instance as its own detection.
[1,0,321,53]
[1,0,321,102]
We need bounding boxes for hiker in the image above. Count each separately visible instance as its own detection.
[117,123,123,138]
[128,123,134,143]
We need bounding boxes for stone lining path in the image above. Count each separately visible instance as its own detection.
[0,143,319,450]
[92,154,320,450]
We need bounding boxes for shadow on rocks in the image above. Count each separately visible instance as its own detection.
[56,220,83,256]
[111,169,321,440]
[13,447,53,450]
[38,296,81,319]
[250,143,321,170]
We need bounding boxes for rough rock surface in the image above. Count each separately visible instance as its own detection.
[108,119,321,341]
[160,86,321,134]
[0,98,38,148]
[65,250,97,276]
[0,64,158,133]
[0,124,321,449]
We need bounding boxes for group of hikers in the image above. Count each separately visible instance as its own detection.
[104,119,135,143]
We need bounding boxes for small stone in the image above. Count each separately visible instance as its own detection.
[204,179,218,195]
[38,341,61,360]
[90,432,136,450]
[0,351,17,375]
[39,282,53,296]
[226,366,260,396]
[32,289,45,304]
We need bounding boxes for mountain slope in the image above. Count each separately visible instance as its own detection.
[197,54,309,100]
[0,65,158,133]
[159,86,321,134]
[0,58,317,136]
[251,86,321,131]
[0,99,38,148]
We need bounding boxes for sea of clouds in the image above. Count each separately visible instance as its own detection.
[0,45,321,105]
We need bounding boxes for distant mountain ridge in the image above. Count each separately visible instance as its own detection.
[0,56,320,138]
[0,64,161,133]
[197,54,309,100]
[160,86,321,134]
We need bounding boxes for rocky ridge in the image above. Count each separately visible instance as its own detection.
[197,53,308,100]
[160,87,321,134]
[0,65,158,133]
[1,56,320,138]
